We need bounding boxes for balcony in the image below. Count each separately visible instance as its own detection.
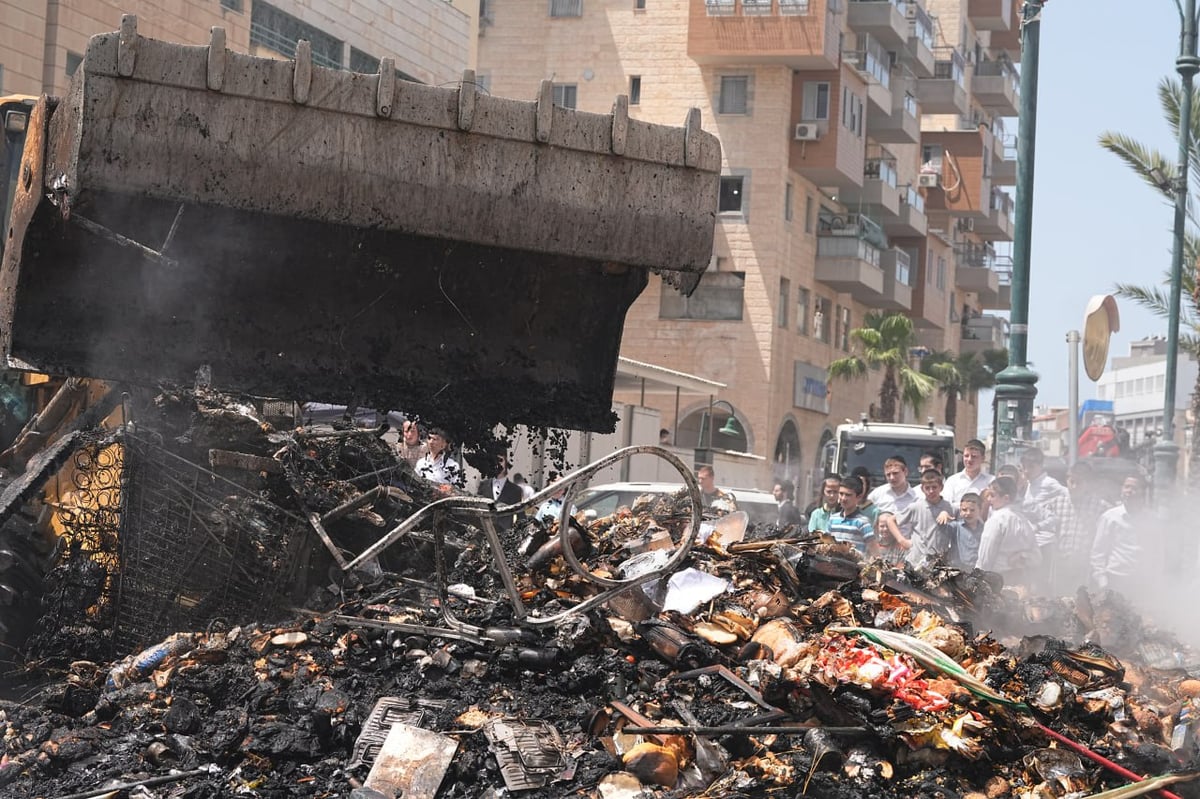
[847,0,909,49]
[815,213,887,301]
[883,185,927,237]
[904,3,935,77]
[976,187,1014,240]
[960,314,1008,354]
[992,140,1016,185]
[869,82,919,144]
[838,150,901,217]
[994,254,1012,310]
[879,248,914,311]
[987,0,1021,53]
[968,0,1012,32]
[973,58,1019,116]
[915,48,968,115]
[956,265,1000,307]
[846,33,893,113]
[690,0,841,68]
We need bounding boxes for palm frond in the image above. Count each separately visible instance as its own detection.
[1113,282,1175,318]
[1097,131,1176,201]
[827,356,868,383]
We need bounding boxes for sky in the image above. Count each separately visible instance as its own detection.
[978,0,1190,434]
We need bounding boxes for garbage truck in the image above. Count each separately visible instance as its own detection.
[0,17,722,660]
[822,416,957,487]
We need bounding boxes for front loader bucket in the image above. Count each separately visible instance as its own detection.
[1,17,721,432]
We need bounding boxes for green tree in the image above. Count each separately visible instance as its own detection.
[1099,76,1200,484]
[920,349,1008,430]
[827,312,937,423]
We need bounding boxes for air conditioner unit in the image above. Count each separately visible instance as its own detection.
[794,123,820,141]
[958,217,975,232]
[917,173,940,188]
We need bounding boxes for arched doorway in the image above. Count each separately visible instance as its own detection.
[773,419,801,486]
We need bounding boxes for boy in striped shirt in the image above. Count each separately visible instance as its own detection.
[828,477,877,555]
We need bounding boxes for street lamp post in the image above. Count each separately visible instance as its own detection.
[1153,0,1200,486]
[992,0,1044,467]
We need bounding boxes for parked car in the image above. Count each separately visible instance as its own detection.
[574,482,781,527]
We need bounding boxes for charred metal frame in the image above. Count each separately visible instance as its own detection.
[343,445,704,634]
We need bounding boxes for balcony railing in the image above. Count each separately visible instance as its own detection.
[909,3,933,49]
[903,185,925,212]
[958,242,995,270]
[850,0,908,9]
[864,156,899,186]
[975,58,1020,96]
[706,0,813,15]
[990,188,1013,214]
[891,247,911,284]
[817,235,882,266]
[818,212,888,249]
[932,47,966,87]
[850,34,893,88]
[902,91,918,116]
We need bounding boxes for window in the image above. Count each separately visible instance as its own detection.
[0,64,4,94]
[779,0,810,13]
[251,1,343,68]
[778,278,791,328]
[841,87,863,136]
[937,256,946,290]
[801,81,830,121]
[629,75,641,105]
[550,0,583,16]
[480,0,495,23]
[552,83,578,109]
[718,174,747,217]
[659,271,745,320]
[797,287,810,335]
[837,305,851,351]
[805,195,814,234]
[813,297,830,342]
[220,0,244,11]
[65,51,83,77]
[784,183,794,222]
[349,47,379,74]
[1157,374,1166,391]
[635,0,646,7]
[718,75,750,115]
[475,73,491,93]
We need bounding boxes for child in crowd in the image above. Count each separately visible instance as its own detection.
[976,476,1040,585]
[828,477,877,555]
[895,469,956,570]
[951,492,985,568]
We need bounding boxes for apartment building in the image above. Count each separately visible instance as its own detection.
[0,0,476,98]
[478,0,1017,489]
[1095,336,1198,451]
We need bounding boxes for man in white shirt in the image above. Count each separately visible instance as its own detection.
[415,427,464,494]
[476,456,524,531]
[1091,474,1153,593]
[867,456,920,515]
[943,439,992,506]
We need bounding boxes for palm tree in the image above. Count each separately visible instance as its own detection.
[921,349,1008,429]
[1099,76,1200,486]
[827,312,937,423]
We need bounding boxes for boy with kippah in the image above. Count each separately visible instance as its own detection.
[950,492,985,568]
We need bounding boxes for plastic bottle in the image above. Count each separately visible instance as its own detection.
[1171,699,1195,754]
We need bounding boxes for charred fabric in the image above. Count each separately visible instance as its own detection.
[0,387,1198,799]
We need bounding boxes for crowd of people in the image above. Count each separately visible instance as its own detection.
[792,439,1157,595]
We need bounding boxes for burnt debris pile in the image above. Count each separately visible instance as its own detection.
[1,388,1199,798]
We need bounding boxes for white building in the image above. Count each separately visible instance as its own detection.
[1095,336,1197,449]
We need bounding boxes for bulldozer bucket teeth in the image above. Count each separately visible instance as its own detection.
[1,18,721,432]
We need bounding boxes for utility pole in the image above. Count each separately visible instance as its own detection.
[992,0,1044,467]
[1153,0,1200,486]
[1067,330,1080,467]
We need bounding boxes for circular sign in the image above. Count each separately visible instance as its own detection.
[1082,295,1120,382]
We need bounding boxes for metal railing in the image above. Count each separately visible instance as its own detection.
[990,188,1014,215]
[705,0,812,15]
[249,21,343,68]
[864,156,898,187]
[908,3,934,49]
[903,186,925,213]
[817,235,883,266]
